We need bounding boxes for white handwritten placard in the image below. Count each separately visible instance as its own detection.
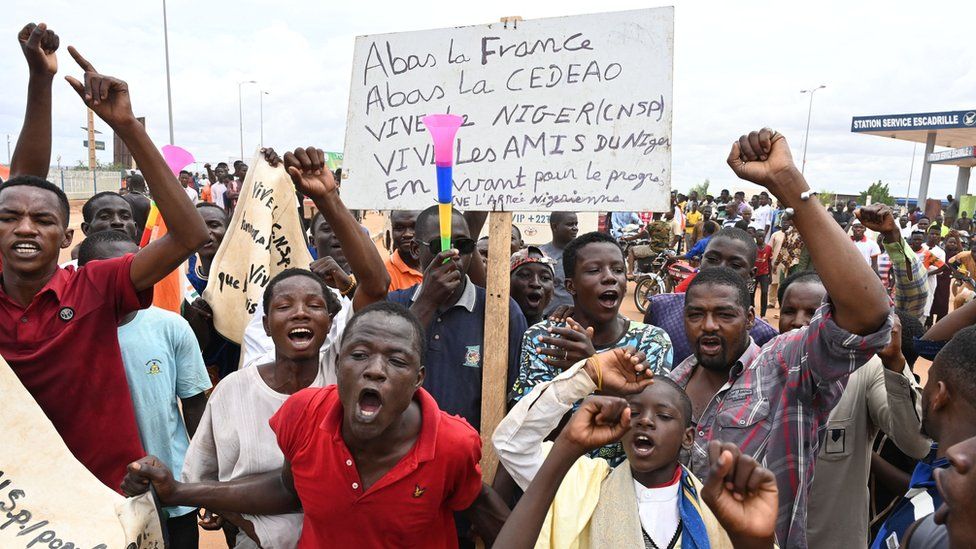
[204,153,314,344]
[341,8,673,212]
[0,355,164,549]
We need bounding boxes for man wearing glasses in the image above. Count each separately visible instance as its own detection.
[388,205,528,433]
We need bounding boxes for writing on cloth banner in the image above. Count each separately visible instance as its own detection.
[203,152,314,344]
[0,355,165,548]
[342,8,674,212]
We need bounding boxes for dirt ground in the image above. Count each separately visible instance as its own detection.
[61,202,925,547]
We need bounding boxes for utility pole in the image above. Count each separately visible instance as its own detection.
[260,90,269,147]
[87,108,97,170]
[800,85,826,175]
[238,80,256,161]
[162,0,175,145]
[6,134,10,164]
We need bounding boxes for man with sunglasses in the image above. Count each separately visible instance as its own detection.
[388,205,528,432]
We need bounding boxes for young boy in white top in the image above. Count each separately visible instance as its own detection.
[493,348,777,548]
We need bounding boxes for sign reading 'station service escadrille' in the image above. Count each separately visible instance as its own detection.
[342,8,674,212]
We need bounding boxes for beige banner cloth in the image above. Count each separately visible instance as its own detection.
[203,151,314,344]
[0,355,165,548]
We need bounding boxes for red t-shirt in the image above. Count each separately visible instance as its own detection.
[0,254,151,491]
[755,244,773,276]
[270,385,483,548]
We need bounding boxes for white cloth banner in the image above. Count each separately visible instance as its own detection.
[204,152,314,344]
[0,355,164,549]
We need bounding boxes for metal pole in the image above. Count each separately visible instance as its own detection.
[800,85,825,175]
[6,134,10,164]
[162,0,175,145]
[87,108,96,171]
[260,91,268,147]
[239,82,244,161]
[238,80,256,161]
[905,143,917,212]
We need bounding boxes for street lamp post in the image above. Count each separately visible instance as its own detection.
[162,0,175,145]
[800,84,826,175]
[260,90,269,147]
[238,80,257,161]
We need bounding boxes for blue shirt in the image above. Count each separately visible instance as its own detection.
[643,292,779,365]
[118,307,212,519]
[610,211,642,238]
[388,278,527,431]
[872,445,948,549]
[684,236,711,260]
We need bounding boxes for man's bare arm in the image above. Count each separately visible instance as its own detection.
[10,23,59,180]
[65,47,209,292]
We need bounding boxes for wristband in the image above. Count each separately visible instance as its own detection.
[340,274,357,296]
[587,355,603,391]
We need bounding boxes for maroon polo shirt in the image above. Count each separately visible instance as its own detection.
[270,385,483,548]
[0,254,151,491]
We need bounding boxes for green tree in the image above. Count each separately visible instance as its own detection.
[858,180,895,206]
[817,190,835,207]
[689,179,710,199]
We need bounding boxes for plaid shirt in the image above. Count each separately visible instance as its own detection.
[643,292,778,365]
[667,304,892,548]
[885,238,927,318]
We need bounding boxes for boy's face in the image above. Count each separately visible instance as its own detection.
[198,207,228,258]
[262,276,332,361]
[623,383,693,476]
[0,186,73,276]
[312,215,350,272]
[565,242,627,325]
[510,263,554,320]
[700,236,755,281]
[390,211,419,257]
[84,194,138,241]
[337,312,424,441]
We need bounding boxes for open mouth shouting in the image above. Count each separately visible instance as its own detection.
[356,387,384,421]
[698,335,724,357]
[287,326,316,351]
[631,431,656,458]
[597,289,620,309]
[11,240,42,259]
[524,290,544,309]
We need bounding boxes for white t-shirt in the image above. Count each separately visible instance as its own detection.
[184,186,199,204]
[211,182,227,209]
[182,364,329,548]
[241,291,352,384]
[634,479,681,547]
[751,204,773,232]
[853,237,881,265]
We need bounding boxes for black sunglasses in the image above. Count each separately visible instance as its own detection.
[420,237,477,255]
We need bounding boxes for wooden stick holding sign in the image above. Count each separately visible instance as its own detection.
[479,209,514,484]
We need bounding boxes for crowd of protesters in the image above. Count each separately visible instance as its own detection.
[3,21,976,549]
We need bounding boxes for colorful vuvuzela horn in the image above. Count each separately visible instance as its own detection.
[421,114,464,257]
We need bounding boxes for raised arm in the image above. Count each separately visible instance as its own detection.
[493,346,653,488]
[492,396,632,549]
[65,48,209,292]
[858,205,927,318]
[123,455,301,516]
[728,128,889,334]
[10,23,59,179]
[283,147,389,310]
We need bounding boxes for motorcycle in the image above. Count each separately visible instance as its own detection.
[632,247,695,314]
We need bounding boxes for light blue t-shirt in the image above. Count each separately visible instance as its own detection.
[118,306,211,519]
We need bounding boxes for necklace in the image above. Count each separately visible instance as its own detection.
[194,256,209,281]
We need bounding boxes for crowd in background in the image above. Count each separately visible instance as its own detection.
[3,21,976,549]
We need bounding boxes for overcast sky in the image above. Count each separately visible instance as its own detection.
[2,0,973,200]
